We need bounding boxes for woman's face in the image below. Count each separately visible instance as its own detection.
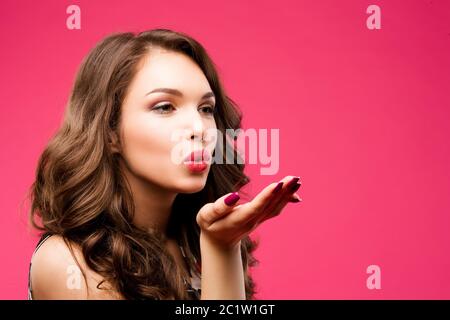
[117,48,217,193]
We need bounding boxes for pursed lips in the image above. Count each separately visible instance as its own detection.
[183,149,211,163]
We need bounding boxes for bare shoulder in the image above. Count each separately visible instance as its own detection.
[30,234,123,300]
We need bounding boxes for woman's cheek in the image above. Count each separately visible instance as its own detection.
[121,119,172,177]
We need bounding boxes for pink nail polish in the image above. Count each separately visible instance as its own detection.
[224,192,240,206]
[272,182,283,194]
[286,177,300,189]
[290,182,301,192]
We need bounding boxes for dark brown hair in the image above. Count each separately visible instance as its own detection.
[28,28,259,300]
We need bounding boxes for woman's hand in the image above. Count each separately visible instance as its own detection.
[196,175,302,251]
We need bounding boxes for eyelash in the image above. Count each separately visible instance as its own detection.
[152,103,215,115]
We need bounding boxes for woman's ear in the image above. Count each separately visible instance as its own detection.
[108,131,121,154]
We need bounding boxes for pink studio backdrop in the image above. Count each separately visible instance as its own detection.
[1,0,450,299]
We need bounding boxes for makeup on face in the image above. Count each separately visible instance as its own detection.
[183,149,211,173]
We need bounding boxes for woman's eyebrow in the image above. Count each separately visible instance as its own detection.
[145,88,215,100]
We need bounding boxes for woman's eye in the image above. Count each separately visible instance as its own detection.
[151,103,214,115]
[200,105,215,115]
[152,103,175,114]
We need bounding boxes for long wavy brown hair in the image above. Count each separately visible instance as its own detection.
[27,28,259,300]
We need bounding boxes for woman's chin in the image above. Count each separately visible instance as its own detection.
[174,176,208,193]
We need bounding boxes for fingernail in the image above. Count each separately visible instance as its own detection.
[290,197,302,203]
[286,177,300,189]
[290,181,301,192]
[224,192,240,206]
[272,182,284,194]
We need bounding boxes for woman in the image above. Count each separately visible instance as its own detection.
[26,28,302,300]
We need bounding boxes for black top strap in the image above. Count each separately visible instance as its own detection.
[27,232,53,300]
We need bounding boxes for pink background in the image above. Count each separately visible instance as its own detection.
[1,0,450,299]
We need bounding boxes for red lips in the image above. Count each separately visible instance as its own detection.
[183,149,211,163]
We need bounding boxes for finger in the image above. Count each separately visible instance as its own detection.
[196,192,241,228]
[260,187,302,224]
[198,181,285,234]
[232,180,285,223]
[256,177,302,223]
[229,177,294,227]
[270,177,301,210]
[288,193,303,203]
[253,176,301,212]
[260,176,300,212]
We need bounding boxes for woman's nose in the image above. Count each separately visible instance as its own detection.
[186,109,205,142]
[189,121,204,142]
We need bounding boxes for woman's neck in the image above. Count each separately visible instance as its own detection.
[120,161,177,237]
